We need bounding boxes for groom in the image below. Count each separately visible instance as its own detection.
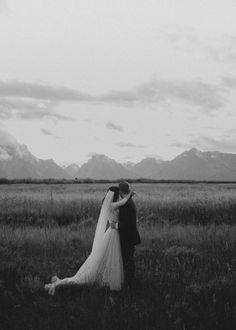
[112,181,141,289]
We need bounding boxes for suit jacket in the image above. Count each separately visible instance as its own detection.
[118,198,141,246]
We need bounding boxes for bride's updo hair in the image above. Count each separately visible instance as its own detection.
[108,186,119,202]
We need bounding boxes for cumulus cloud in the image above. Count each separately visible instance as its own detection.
[106,121,124,132]
[116,142,145,148]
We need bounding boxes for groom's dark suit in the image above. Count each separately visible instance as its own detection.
[118,197,141,288]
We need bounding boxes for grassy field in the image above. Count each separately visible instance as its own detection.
[1,183,236,329]
[1,183,236,226]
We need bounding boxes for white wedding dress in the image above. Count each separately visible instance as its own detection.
[45,190,127,294]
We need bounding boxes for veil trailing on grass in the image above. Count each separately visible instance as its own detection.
[45,189,124,293]
[67,189,115,284]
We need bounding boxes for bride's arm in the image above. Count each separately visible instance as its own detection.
[111,191,134,210]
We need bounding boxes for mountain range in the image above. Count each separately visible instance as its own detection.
[1,141,236,181]
[0,143,69,179]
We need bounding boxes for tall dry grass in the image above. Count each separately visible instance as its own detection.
[1,183,236,329]
[1,183,236,226]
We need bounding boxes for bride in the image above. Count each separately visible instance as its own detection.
[44,186,134,295]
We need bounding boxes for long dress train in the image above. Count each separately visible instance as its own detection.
[44,190,125,294]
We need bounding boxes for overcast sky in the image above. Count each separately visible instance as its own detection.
[0,0,236,164]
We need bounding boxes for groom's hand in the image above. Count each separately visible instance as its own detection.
[131,191,136,197]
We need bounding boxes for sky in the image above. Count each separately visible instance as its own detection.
[0,0,236,165]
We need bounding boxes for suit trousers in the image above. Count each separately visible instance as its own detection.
[120,239,135,288]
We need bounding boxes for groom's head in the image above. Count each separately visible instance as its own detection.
[119,181,130,198]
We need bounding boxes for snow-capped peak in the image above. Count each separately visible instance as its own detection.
[0,146,12,161]
[14,144,38,163]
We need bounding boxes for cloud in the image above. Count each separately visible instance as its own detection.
[116,142,145,148]
[0,80,93,102]
[196,136,236,152]
[0,108,11,120]
[106,121,124,132]
[16,110,71,121]
[40,128,61,139]
[171,141,192,149]
[0,97,56,111]
[221,76,236,88]
[101,80,224,111]
[0,80,224,110]
[224,128,236,135]
[0,129,18,146]
[0,97,72,121]
[163,25,203,47]
[0,79,225,122]
[206,35,236,63]
[41,128,53,136]
[173,136,236,153]
[163,26,236,63]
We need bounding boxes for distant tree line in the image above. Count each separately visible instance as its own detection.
[0,177,236,184]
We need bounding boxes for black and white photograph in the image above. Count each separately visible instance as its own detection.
[1,0,236,329]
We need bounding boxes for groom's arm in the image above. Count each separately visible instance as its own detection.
[111,191,133,209]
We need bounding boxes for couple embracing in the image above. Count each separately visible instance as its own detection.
[45,181,141,295]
